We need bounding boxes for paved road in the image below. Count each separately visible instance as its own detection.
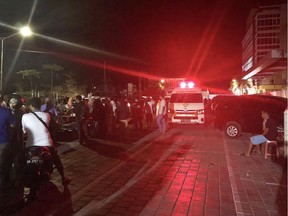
[8,124,288,215]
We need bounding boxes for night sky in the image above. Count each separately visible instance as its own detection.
[0,0,286,90]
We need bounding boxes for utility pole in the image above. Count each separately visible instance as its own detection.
[0,27,32,91]
[138,72,141,92]
[103,61,107,96]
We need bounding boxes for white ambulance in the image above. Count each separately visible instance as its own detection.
[168,82,205,125]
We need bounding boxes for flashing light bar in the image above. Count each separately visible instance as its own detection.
[180,81,195,88]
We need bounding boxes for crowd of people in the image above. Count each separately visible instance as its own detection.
[0,92,167,147]
[0,93,72,205]
[59,95,160,143]
[0,91,171,206]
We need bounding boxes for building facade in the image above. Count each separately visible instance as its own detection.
[240,4,287,97]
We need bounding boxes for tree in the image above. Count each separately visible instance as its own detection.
[17,69,41,93]
[42,64,64,91]
[54,72,86,98]
[42,64,64,102]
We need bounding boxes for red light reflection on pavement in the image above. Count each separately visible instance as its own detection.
[140,139,211,216]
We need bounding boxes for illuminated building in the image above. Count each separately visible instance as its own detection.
[241,4,287,97]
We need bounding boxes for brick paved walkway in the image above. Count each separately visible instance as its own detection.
[5,125,288,216]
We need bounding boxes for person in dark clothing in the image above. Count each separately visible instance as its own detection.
[92,98,105,138]
[115,99,131,135]
[0,93,15,197]
[41,98,58,117]
[73,95,88,145]
[103,98,114,137]
[7,94,25,189]
[131,98,143,131]
[144,99,153,128]
[242,109,278,157]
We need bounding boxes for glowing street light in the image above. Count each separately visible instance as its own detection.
[0,26,32,91]
[20,26,32,37]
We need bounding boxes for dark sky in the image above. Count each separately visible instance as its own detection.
[0,0,286,90]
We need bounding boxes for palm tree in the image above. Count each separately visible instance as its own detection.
[42,64,64,102]
[17,69,41,96]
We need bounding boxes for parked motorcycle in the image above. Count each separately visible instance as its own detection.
[23,146,54,201]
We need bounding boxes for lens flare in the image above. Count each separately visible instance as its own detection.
[185,2,231,78]
[57,53,161,81]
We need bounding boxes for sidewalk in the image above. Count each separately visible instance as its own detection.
[4,125,288,215]
[222,133,287,216]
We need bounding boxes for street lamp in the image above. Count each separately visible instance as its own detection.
[0,26,32,91]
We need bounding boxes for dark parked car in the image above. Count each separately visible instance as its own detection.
[212,95,287,138]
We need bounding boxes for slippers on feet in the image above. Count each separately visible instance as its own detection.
[240,153,250,157]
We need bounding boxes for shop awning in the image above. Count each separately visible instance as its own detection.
[242,49,287,80]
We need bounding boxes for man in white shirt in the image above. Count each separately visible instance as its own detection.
[156,95,167,134]
[22,97,70,194]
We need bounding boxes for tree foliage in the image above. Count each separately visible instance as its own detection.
[54,72,86,98]
[17,69,41,91]
[42,64,64,72]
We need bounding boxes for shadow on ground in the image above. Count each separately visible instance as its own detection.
[86,139,130,160]
[13,182,73,216]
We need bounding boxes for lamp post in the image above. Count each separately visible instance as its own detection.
[0,26,32,91]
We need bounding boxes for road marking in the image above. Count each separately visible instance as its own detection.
[222,135,242,215]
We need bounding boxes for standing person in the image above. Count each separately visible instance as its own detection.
[7,94,25,189]
[103,98,114,138]
[92,98,104,138]
[131,98,143,131]
[73,95,88,145]
[115,98,131,136]
[0,94,15,197]
[144,98,153,128]
[88,97,95,116]
[156,94,167,134]
[66,97,74,115]
[41,97,58,144]
[21,97,71,193]
[41,98,58,117]
[241,109,278,157]
[87,97,95,138]
[110,97,117,134]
